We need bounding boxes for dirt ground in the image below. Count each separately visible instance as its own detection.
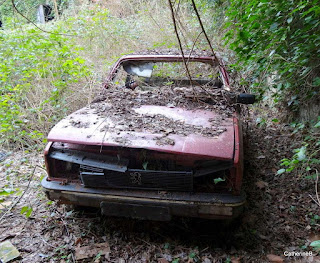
[0,112,319,263]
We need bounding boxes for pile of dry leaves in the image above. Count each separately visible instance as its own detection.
[86,86,235,141]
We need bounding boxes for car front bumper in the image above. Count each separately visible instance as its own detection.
[42,177,245,221]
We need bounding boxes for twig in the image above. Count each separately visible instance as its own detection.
[0,165,37,223]
[173,3,189,48]
[11,0,76,37]
[187,31,203,60]
[309,194,320,207]
[38,234,58,248]
[167,0,193,86]
[136,237,152,246]
[190,0,218,63]
[315,170,320,207]
[0,0,7,7]
[185,31,222,98]
[190,0,230,88]
[71,252,76,263]
[52,0,59,20]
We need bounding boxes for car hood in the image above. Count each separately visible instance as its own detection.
[48,104,235,160]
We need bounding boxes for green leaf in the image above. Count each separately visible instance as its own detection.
[311,159,320,164]
[297,146,306,161]
[313,77,320,87]
[270,23,279,31]
[189,252,196,259]
[277,169,286,175]
[20,206,33,218]
[310,240,320,248]
[269,50,276,57]
[272,118,279,122]
[315,121,320,128]
[142,161,148,170]
[0,188,15,196]
[214,178,225,184]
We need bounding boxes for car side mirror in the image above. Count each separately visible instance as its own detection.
[236,93,255,104]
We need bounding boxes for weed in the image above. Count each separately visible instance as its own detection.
[277,116,320,176]
[0,27,91,149]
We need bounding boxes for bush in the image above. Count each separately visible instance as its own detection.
[0,28,90,148]
[224,0,320,113]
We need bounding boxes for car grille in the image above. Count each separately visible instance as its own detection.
[80,165,193,191]
[48,149,233,193]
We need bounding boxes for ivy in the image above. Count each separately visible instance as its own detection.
[277,116,320,176]
[224,0,320,110]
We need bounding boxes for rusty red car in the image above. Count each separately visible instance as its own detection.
[42,52,255,220]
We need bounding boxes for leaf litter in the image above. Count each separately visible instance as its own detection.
[85,85,234,146]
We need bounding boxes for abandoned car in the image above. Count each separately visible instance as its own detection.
[42,52,255,220]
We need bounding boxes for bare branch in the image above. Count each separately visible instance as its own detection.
[190,0,230,88]
[167,0,193,86]
[190,0,218,62]
[187,31,203,62]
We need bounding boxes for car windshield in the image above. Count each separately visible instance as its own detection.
[112,61,222,89]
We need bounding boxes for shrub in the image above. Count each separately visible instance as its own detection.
[0,28,91,148]
[224,0,320,113]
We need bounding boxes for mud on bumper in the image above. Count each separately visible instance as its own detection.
[42,177,245,221]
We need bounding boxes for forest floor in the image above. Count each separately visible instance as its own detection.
[0,110,319,263]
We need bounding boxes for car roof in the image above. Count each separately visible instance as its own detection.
[118,54,218,65]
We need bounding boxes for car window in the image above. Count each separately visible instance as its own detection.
[112,61,221,89]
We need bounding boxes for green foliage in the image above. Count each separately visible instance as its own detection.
[0,0,70,26]
[0,188,15,196]
[277,116,320,176]
[310,240,320,251]
[0,0,43,25]
[0,27,90,148]
[214,177,225,184]
[20,205,33,218]
[255,117,266,127]
[57,5,180,66]
[224,0,320,110]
